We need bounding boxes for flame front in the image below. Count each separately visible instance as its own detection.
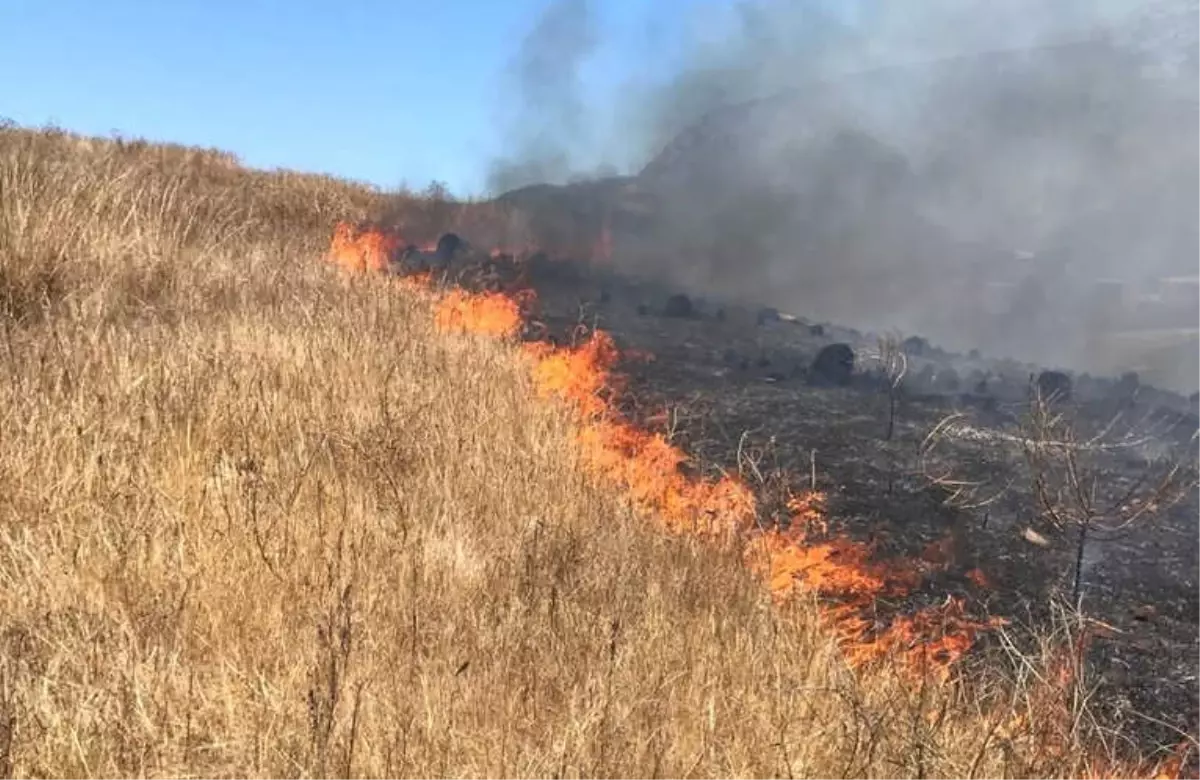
[326,221,1000,682]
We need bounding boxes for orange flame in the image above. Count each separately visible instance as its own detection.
[524,331,755,540]
[329,220,400,273]
[325,221,1005,682]
[743,496,1001,681]
[434,289,525,340]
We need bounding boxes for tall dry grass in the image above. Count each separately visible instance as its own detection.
[0,122,1178,778]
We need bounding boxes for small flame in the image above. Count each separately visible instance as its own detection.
[965,567,991,588]
[921,535,957,566]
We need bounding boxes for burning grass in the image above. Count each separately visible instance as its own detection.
[338,221,1195,777]
[328,220,401,273]
[353,222,1009,685]
[434,288,526,340]
[0,125,1191,778]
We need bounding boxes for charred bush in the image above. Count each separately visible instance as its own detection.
[435,232,466,261]
[636,303,649,316]
[912,364,960,395]
[388,244,427,275]
[1115,371,1141,399]
[809,343,855,386]
[903,335,931,356]
[912,364,937,393]
[969,369,991,395]
[470,254,523,292]
[1035,370,1073,403]
[809,324,825,337]
[663,293,694,318]
[525,250,583,285]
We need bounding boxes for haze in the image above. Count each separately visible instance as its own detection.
[487,0,1200,392]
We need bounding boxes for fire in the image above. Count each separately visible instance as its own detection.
[524,331,754,540]
[325,221,1004,681]
[992,624,1196,780]
[329,220,400,273]
[965,567,991,588]
[526,330,622,418]
[744,493,1001,682]
[434,289,525,340]
[576,419,756,540]
[517,321,1001,680]
[323,221,1200,773]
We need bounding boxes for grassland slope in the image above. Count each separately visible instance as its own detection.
[0,124,1186,778]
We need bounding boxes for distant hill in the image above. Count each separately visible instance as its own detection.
[489,31,1197,384]
[637,35,1198,274]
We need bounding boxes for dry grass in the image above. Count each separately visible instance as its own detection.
[0,122,1182,778]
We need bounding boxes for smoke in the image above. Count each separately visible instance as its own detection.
[485,0,599,195]
[491,0,1200,391]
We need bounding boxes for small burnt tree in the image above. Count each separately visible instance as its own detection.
[1018,380,1199,604]
[869,333,908,441]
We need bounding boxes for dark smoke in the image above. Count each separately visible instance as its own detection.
[486,0,599,194]
[490,0,1200,392]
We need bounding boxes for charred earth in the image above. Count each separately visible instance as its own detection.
[390,230,1200,761]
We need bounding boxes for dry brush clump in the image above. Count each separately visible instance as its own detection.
[0,124,1189,778]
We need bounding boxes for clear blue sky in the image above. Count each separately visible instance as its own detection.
[0,0,722,197]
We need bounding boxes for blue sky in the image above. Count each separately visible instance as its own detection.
[0,1,1149,197]
[0,0,717,197]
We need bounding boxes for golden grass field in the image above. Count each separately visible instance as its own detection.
[0,123,1188,778]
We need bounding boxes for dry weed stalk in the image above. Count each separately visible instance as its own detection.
[920,412,1018,511]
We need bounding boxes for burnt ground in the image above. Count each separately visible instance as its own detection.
[522,258,1199,753]
[425,244,1200,759]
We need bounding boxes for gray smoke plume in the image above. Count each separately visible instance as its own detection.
[486,0,599,195]
[492,0,1200,391]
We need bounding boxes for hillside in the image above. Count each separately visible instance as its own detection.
[0,124,1195,778]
